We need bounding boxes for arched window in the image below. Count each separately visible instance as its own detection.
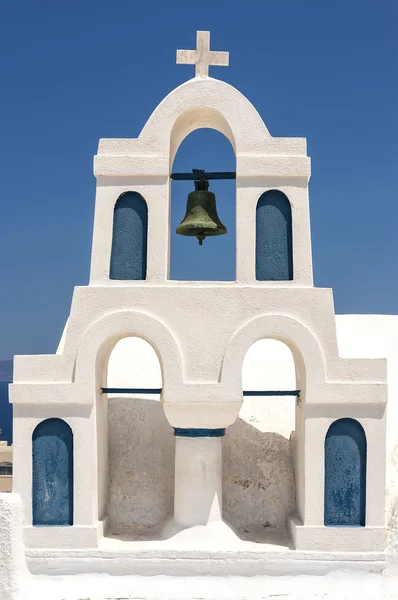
[110,192,148,280]
[256,190,293,281]
[32,418,73,526]
[324,418,366,526]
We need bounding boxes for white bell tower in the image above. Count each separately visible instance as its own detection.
[10,31,387,567]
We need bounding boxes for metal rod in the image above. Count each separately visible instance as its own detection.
[170,171,236,181]
[243,390,300,397]
[102,388,300,397]
[101,388,162,394]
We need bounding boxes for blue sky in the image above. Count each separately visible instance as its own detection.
[0,1,397,360]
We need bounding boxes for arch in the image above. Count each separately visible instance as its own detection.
[242,338,296,393]
[32,418,73,526]
[72,313,182,529]
[73,310,184,401]
[170,106,236,165]
[170,127,236,281]
[256,190,293,281]
[110,192,148,280]
[107,336,162,392]
[324,418,366,526]
[136,79,270,165]
[221,315,327,397]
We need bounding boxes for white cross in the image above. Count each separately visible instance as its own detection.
[176,31,229,78]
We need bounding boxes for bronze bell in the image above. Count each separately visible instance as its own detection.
[176,173,227,245]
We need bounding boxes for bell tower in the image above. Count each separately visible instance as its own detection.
[10,31,387,562]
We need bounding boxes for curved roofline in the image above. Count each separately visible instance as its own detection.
[138,77,271,163]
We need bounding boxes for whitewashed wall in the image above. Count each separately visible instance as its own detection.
[105,316,397,544]
[335,315,398,554]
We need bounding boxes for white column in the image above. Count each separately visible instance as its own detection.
[174,434,223,527]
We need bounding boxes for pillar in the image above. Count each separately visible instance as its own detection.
[173,428,225,527]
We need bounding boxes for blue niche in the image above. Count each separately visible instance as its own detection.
[256,190,293,281]
[324,418,366,527]
[110,192,148,280]
[32,418,73,526]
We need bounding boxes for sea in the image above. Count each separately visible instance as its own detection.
[0,359,13,444]
[0,381,12,444]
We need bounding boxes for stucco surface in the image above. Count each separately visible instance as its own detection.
[8,70,392,561]
[0,493,30,600]
[105,338,297,540]
[16,572,398,600]
[335,315,398,556]
[102,325,397,548]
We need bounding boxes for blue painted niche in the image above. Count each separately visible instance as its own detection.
[256,190,293,281]
[110,192,148,280]
[324,418,367,526]
[32,418,73,526]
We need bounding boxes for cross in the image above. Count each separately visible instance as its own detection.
[176,31,229,78]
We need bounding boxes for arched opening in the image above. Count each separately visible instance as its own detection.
[324,418,366,526]
[110,192,148,280]
[104,336,174,539]
[256,190,293,281]
[223,339,297,545]
[170,128,236,281]
[32,418,73,526]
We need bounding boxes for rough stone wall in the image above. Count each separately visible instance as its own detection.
[106,338,174,537]
[107,396,174,537]
[223,340,296,541]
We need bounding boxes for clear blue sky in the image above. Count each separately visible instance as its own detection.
[0,1,397,360]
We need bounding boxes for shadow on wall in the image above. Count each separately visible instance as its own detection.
[106,398,296,545]
[106,397,174,540]
[223,418,295,546]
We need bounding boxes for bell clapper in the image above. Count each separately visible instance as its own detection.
[197,233,205,246]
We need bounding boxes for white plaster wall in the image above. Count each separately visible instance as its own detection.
[10,73,389,555]
[0,493,30,600]
[105,321,397,547]
[106,338,174,536]
[91,77,313,286]
[335,315,398,553]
